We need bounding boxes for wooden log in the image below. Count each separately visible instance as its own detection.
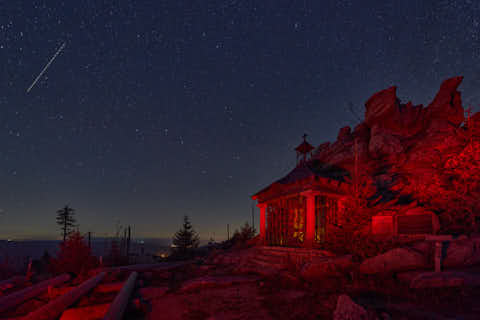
[23,272,106,320]
[103,272,137,320]
[0,274,70,313]
[0,275,27,292]
[94,282,124,294]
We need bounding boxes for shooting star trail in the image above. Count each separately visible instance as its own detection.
[26,42,66,93]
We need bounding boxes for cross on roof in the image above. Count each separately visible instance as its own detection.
[295,133,314,160]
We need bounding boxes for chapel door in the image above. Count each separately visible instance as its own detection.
[266,202,283,246]
[315,196,327,243]
[288,196,305,247]
[315,195,338,243]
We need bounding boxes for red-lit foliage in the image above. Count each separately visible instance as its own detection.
[312,76,480,237]
[324,170,396,258]
[0,256,15,281]
[51,232,97,276]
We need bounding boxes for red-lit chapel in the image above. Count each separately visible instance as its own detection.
[252,135,351,248]
[253,76,480,247]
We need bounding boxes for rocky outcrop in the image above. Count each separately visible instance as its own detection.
[310,76,480,235]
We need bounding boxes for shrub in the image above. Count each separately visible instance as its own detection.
[52,232,97,276]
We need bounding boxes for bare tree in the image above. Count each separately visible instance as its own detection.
[56,205,76,242]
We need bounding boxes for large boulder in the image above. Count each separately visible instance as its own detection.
[443,236,480,268]
[359,248,428,274]
[333,295,368,320]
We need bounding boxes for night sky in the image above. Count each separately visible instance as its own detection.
[1,1,480,241]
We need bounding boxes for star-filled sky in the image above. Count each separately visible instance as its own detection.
[1,0,480,241]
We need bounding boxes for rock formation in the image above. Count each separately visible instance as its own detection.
[313,76,480,234]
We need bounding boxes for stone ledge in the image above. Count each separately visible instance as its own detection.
[256,246,335,257]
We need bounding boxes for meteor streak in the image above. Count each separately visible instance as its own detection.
[26,42,66,93]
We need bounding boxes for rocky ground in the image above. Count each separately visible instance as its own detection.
[2,237,480,319]
[129,237,480,320]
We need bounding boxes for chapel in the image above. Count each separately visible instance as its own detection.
[252,135,351,248]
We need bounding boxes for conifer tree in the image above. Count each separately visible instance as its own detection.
[231,222,256,244]
[172,215,200,255]
[56,205,76,242]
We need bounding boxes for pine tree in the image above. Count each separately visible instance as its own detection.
[56,205,76,242]
[240,221,256,240]
[231,222,256,245]
[172,215,200,255]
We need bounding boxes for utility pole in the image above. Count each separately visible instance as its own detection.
[251,203,255,231]
[227,224,230,241]
[354,137,359,202]
[123,228,127,256]
[127,226,131,264]
[88,232,91,249]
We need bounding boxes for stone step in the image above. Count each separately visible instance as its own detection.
[251,254,285,264]
[249,258,287,270]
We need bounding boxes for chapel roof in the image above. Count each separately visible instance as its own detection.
[252,160,349,199]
